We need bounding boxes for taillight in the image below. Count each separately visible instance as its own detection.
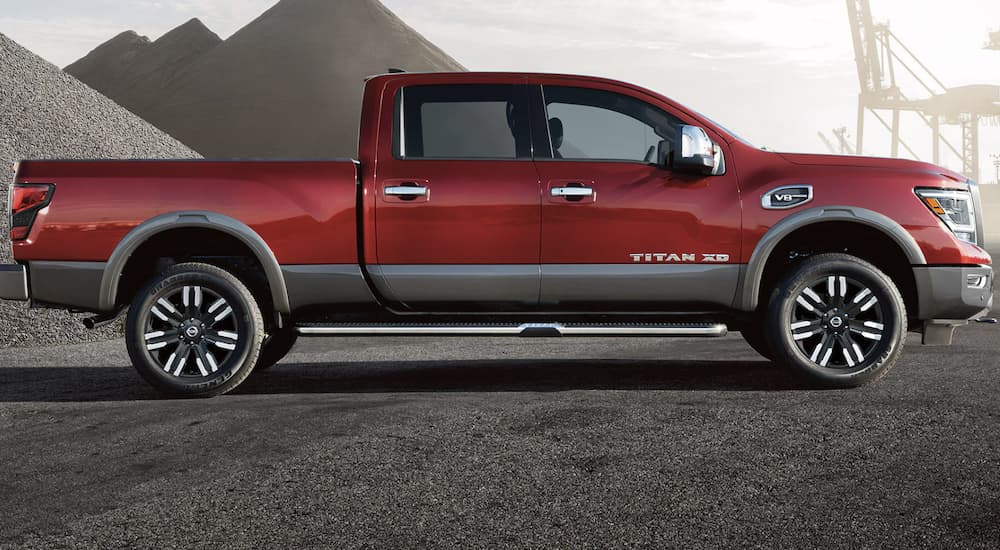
[9,183,54,241]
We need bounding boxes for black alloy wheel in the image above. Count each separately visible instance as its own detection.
[125,263,264,397]
[766,253,906,387]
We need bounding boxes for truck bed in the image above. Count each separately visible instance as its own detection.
[12,159,361,265]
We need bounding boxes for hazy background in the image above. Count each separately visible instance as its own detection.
[3,0,999,182]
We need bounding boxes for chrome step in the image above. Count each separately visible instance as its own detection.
[296,322,728,337]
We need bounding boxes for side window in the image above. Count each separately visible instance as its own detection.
[395,84,531,159]
[542,86,682,163]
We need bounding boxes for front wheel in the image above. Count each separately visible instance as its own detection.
[125,262,265,397]
[766,253,907,388]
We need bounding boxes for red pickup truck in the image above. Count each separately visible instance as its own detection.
[2,72,993,397]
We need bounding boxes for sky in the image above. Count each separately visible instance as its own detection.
[2,0,999,182]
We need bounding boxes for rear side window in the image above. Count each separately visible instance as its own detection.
[395,84,532,159]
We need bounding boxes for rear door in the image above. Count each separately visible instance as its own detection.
[532,83,742,310]
[370,81,542,309]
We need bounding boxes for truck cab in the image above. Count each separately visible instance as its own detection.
[359,73,742,312]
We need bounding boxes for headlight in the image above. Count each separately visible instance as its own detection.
[916,188,978,244]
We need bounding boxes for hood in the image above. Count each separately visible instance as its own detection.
[777,152,967,183]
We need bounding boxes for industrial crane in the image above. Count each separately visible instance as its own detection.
[847,0,1000,181]
[818,132,838,155]
[818,127,857,155]
[990,30,999,183]
[832,127,857,155]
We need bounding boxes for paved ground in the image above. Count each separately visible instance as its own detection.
[0,324,998,549]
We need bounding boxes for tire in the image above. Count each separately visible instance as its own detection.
[125,262,265,397]
[740,319,774,361]
[254,328,298,371]
[765,253,906,388]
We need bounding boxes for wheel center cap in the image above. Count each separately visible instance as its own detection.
[829,317,844,329]
[180,320,204,343]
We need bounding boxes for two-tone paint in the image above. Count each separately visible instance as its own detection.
[5,72,992,327]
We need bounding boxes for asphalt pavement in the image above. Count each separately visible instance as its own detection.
[0,325,998,549]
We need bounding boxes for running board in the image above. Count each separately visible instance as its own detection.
[296,322,728,338]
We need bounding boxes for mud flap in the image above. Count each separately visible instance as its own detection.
[922,320,966,346]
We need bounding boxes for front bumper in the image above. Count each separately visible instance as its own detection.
[913,265,994,344]
[0,264,29,301]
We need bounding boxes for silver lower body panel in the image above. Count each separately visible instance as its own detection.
[0,264,28,301]
[29,261,106,310]
[540,264,740,307]
[913,265,993,320]
[365,263,742,309]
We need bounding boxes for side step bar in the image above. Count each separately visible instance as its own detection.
[297,323,728,338]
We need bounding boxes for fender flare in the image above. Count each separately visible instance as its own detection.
[737,205,926,311]
[98,211,291,314]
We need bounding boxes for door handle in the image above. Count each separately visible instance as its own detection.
[385,185,429,197]
[551,186,594,198]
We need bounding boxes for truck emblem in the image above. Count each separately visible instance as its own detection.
[762,185,813,210]
[630,253,730,263]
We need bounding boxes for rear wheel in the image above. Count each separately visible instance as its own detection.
[125,262,264,397]
[766,253,906,388]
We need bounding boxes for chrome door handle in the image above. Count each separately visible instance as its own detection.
[385,185,428,197]
[551,186,594,197]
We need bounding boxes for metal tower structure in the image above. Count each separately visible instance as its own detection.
[832,127,856,155]
[847,0,1000,181]
[819,127,857,155]
[818,132,839,155]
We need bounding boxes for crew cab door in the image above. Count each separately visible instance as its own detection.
[532,83,742,309]
[369,81,541,309]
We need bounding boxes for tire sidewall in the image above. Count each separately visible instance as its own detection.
[126,266,262,396]
[767,255,906,386]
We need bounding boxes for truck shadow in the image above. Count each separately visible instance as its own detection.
[0,358,811,403]
[242,359,804,394]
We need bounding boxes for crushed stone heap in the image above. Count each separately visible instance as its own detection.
[0,32,198,348]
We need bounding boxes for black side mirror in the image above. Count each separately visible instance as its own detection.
[668,125,717,176]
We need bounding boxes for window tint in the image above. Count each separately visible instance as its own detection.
[396,85,531,159]
[542,86,682,163]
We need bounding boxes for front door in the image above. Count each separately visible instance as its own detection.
[533,84,742,310]
[372,83,541,309]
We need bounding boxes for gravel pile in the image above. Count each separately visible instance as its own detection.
[67,0,465,159]
[65,20,222,118]
[0,32,199,349]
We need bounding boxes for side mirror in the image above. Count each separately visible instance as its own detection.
[669,125,717,176]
